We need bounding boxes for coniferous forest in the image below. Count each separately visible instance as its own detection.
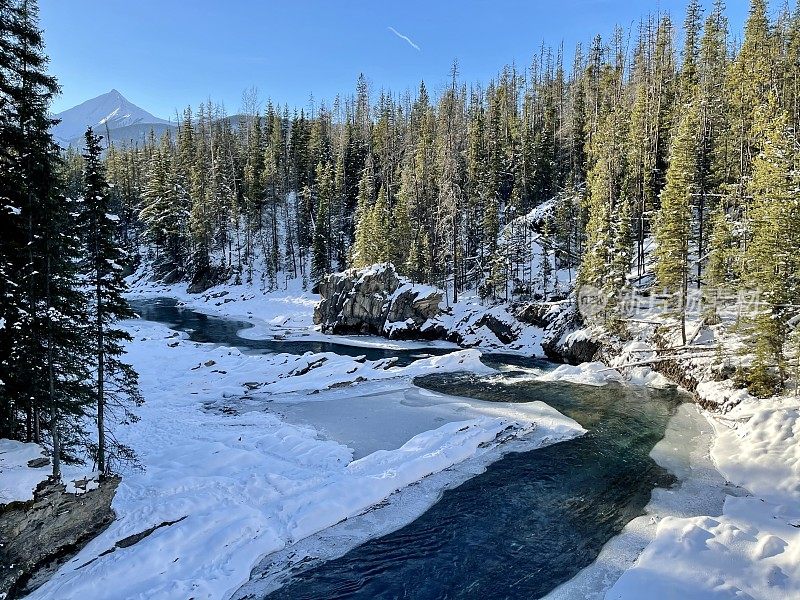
[1,0,140,476]
[3,0,800,471]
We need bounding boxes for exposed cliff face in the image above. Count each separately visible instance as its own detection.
[0,476,119,598]
[315,264,556,349]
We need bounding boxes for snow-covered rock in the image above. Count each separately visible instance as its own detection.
[315,264,446,338]
[315,264,560,353]
[1,476,118,597]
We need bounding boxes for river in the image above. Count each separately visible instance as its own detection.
[129,298,696,599]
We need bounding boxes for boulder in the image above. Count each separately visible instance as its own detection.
[472,313,518,345]
[314,264,445,338]
[0,476,119,598]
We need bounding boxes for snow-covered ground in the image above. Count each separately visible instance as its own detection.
[0,438,100,505]
[607,392,800,600]
[0,439,52,505]
[21,284,583,600]
[7,271,799,600]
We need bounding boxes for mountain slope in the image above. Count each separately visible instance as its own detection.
[52,89,173,147]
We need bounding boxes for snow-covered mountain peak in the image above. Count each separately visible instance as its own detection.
[51,89,171,146]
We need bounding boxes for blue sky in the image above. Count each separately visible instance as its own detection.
[41,1,751,119]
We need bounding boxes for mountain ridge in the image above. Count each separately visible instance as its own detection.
[52,89,174,148]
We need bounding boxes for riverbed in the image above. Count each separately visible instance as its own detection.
[126,298,726,599]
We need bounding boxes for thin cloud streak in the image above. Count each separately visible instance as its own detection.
[387,26,421,51]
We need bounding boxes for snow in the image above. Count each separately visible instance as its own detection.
[607,396,800,600]
[537,361,626,386]
[429,294,546,354]
[696,379,755,411]
[533,360,670,389]
[28,308,584,600]
[269,384,579,460]
[51,89,171,147]
[0,439,51,505]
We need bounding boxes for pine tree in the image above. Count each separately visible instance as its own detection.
[655,103,700,345]
[1,0,93,476]
[312,161,334,282]
[578,78,628,321]
[742,102,800,394]
[81,128,143,474]
[694,0,729,287]
[725,0,773,190]
[352,154,376,268]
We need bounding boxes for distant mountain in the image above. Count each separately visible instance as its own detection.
[52,89,176,148]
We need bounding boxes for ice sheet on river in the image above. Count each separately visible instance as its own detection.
[27,319,583,600]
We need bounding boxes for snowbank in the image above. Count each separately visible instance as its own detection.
[0,439,51,505]
[607,396,800,600]
[537,361,625,386]
[534,360,670,389]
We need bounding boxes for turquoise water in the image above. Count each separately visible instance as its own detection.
[132,298,682,599]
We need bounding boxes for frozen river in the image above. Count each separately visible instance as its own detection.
[129,298,713,600]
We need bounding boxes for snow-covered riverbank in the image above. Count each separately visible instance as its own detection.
[20,287,583,600]
[7,277,798,600]
[607,394,800,600]
[537,358,800,599]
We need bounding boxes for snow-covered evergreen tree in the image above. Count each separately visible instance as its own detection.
[81,127,143,473]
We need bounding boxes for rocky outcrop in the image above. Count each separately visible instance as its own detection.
[314,265,585,349]
[514,302,553,328]
[314,264,446,339]
[535,301,604,364]
[0,476,119,598]
[471,313,519,345]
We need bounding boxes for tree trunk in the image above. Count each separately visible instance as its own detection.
[96,241,106,475]
[46,254,61,481]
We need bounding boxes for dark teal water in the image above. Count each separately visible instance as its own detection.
[263,376,681,600]
[128,297,456,367]
[131,298,682,600]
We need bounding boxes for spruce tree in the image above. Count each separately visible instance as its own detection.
[1,0,93,476]
[81,128,143,474]
[725,0,773,189]
[743,103,800,394]
[655,103,699,345]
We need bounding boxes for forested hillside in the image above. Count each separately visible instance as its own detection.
[94,0,799,397]
[3,0,800,471]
